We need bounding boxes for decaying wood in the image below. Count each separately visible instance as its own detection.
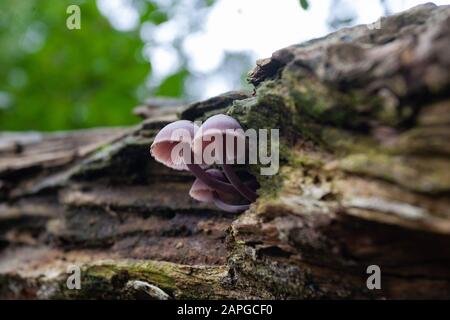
[1,4,450,299]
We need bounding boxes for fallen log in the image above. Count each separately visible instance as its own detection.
[0,3,449,299]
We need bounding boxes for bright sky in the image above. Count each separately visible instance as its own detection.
[183,0,450,72]
[98,0,450,98]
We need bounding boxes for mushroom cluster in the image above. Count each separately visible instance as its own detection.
[150,114,259,213]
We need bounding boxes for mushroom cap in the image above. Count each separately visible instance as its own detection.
[189,169,227,203]
[192,114,246,165]
[150,120,198,171]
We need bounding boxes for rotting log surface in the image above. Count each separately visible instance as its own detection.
[1,4,450,299]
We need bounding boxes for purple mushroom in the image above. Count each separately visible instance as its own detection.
[150,120,196,171]
[150,120,236,194]
[192,114,258,202]
[150,116,258,213]
[189,169,250,213]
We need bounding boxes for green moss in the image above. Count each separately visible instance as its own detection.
[339,153,450,194]
[284,70,384,130]
[228,81,295,132]
[287,152,324,169]
[54,260,233,299]
[225,84,297,200]
[255,172,285,200]
[319,127,380,155]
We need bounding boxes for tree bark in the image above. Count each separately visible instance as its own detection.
[1,4,450,299]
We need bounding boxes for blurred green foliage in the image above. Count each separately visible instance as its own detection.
[0,0,160,131]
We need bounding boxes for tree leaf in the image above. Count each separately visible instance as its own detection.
[299,0,309,10]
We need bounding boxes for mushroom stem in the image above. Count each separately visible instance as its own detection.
[222,164,258,202]
[212,192,250,213]
[186,163,237,194]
